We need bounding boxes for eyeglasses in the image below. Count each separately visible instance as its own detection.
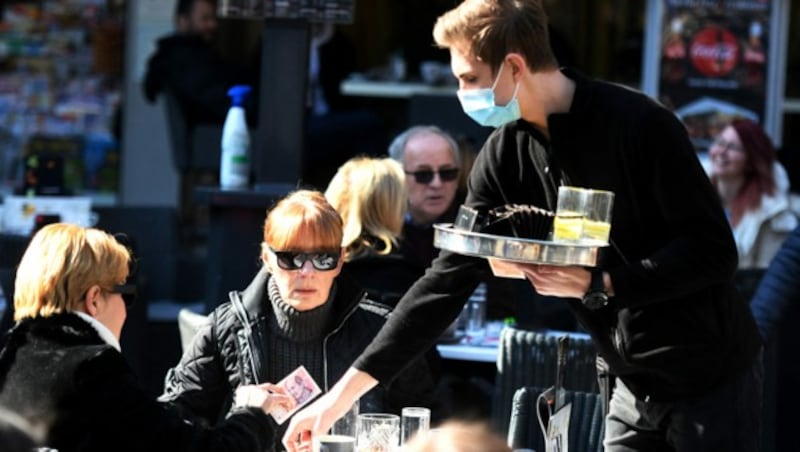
[711,137,743,152]
[270,248,341,271]
[110,284,137,308]
[404,167,459,184]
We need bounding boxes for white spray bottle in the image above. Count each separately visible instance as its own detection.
[219,85,251,190]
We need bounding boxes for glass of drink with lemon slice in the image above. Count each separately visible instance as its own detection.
[553,186,587,243]
[581,189,614,245]
[553,186,614,245]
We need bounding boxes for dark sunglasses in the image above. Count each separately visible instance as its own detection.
[405,167,459,184]
[110,284,137,308]
[270,248,341,271]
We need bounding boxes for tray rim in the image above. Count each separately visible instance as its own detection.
[433,223,607,266]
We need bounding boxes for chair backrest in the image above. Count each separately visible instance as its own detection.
[178,308,211,352]
[491,327,598,434]
[507,386,605,452]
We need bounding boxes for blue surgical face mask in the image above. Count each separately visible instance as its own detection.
[457,62,521,128]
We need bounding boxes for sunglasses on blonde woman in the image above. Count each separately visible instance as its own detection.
[110,284,137,308]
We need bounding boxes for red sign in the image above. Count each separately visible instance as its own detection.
[690,26,739,77]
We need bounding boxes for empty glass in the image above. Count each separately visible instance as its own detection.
[400,407,431,445]
[464,283,487,345]
[356,413,399,452]
[331,399,359,438]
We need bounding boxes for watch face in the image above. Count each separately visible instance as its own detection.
[583,291,609,310]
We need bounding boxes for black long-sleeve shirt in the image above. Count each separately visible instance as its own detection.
[354,69,761,402]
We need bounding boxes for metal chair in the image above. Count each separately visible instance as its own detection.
[491,327,598,435]
[507,386,605,452]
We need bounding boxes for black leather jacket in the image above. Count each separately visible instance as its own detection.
[160,268,436,436]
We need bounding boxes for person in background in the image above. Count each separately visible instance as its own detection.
[749,224,800,342]
[708,118,800,268]
[0,223,287,452]
[160,190,436,452]
[388,125,462,272]
[389,125,518,323]
[143,0,385,188]
[143,0,257,125]
[747,223,800,452]
[325,156,453,418]
[324,156,418,307]
[283,1,762,451]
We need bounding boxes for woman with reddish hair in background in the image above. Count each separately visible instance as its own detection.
[709,118,800,268]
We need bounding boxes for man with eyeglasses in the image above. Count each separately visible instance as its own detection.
[389,125,462,270]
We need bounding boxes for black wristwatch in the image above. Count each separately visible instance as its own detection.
[582,269,609,310]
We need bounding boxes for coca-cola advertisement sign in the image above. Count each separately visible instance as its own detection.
[659,0,770,150]
[690,27,739,77]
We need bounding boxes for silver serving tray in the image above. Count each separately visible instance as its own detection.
[434,223,604,268]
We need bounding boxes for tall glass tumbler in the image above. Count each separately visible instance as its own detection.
[331,399,359,438]
[400,407,431,445]
[356,413,399,452]
[553,186,587,243]
[581,189,614,245]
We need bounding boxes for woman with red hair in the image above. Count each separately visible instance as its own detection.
[709,118,800,268]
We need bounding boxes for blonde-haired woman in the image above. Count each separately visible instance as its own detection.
[325,156,406,261]
[161,190,435,451]
[0,223,287,452]
[325,157,422,308]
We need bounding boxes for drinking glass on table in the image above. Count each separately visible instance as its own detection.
[400,407,431,445]
[465,283,487,345]
[315,434,356,452]
[356,413,399,452]
[331,399,359,438]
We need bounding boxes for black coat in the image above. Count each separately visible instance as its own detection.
[354,68,761,402]
[343,248,423,309]
[0,313,273,452]
[750,225,800,341]
[160,268,436,449]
